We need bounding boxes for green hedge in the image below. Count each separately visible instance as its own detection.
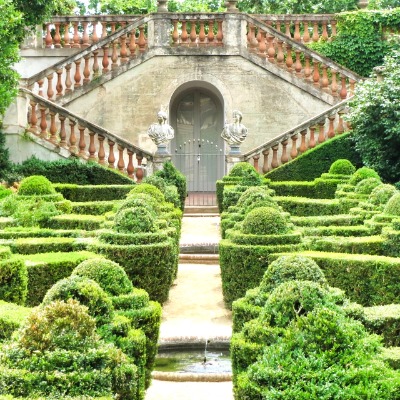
[71,201,118,215]
[0,227,87,239]
[20,251,104,306]
[382,347,400,370]
[0,300,31,341]
[291,214,364,227]
[302,225,373,237]
[44,214,105,230]
[0,247,11,260]
[8,237,88,255]
[270,251,400,306]
[0,256,27,305]
[265,131,363,182]
[276,196,342,216]
[54,184,135,202]
[216,178,242,213]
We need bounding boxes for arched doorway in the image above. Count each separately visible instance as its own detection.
[170,87,225,205]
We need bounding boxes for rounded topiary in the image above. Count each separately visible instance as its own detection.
[349,167,380,185]
[72,258,134,296]
[240,169,263,186]
[229,162,256,177]
[114,207,157,234]
[245,198,280,214]
[355,177,382,195]
[368,184,398,206]
[18,299,96,352]
[18,175,55,196]
[164,185,180,208]
[42,275,113,325]
[143,175,167,194]
[259,255,327,295]
[117,196,158,217]
[328,159,356,175]
[127,183,165,203]
[242,207,289,235]
[237,186,274,208]
[384,192,400,216]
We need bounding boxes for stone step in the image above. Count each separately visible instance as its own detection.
[179,243,219,254]
[184,206,219,215]
[184,213,220,217]
[179,254,220,264]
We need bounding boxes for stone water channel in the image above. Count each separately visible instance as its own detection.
[145,211,234,399]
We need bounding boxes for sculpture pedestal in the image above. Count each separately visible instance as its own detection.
[228,144,241,155]
[153,151,171,172]
[226,153,244,174]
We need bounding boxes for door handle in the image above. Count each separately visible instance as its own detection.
[197,155,201,162]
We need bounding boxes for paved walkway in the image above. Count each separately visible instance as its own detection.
[145,215,234,400]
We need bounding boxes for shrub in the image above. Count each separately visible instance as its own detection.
[369,183,398,206]
[384,193,400,216]
[72,258,134,297]
[143,175,167,194]
[349,167,381,185]
[42,275,113,325]
[0,186,12,200]
[18,175,55,196]
[328,159,356,175]
[164,185,180,208]
[127,184,164,203]
[229,162,256,177]
[237,186,276,210]
[117,194,159,217]
[242,207,289,235]
[355,177,382,194]
[0,300,31,342]
[114,207,157,234]
[0,257,27,305]
[13,197,60,227]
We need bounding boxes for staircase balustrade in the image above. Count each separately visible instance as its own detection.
[243,99,351,173]
[244,15,361,100]
[21,88,152,182]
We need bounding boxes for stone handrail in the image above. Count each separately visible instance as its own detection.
[21,88,152,181]
[244,14,362,99]
[243,99,351,173]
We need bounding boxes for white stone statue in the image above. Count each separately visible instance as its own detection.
[147,111,174,146]
[221,110,248,145]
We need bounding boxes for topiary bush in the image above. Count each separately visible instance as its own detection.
[369,183,398,206]
[119,193,161,215]
[72,258,134,297]
[329,159,356,175]
[164,185,180,208]
[17,175,55,196]
[229,162,257,177]
[355,177,382,194]
[114,207,157,234]
[0,257,27,306]
[42,275,113,325]
[384,192,400,216]
[242,207,289,235]
[142,175,167,194]
[127,183,165,203]
[237,186,276,210]
[349,167,381,186]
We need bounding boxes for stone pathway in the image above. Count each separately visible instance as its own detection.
[145,215,234,400]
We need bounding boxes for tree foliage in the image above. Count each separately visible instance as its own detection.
[348,50,400,183]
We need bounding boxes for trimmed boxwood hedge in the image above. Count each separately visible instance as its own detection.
[71,201,118,215]
[54,184,135,202]
[0,256,27,305]
[44,214,105,231]
[291,214,364,227]
[0,300,31,341]
[8,237,88,255]
[275,196,342,216]
[270,251,400,306]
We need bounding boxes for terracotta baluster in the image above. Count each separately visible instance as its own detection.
[216,20,223,45]
[321,65,329,91]
[294,21,301,42]
[331,20,337,39]
[299,129,307,153]
[45,24,53,48]
[59,115,67,147]
[82,22,90,47]
[135,153,144,182]
[350,79,356,96]
[129,29,137,56]
[290,134,298,159]
[65,64,73,93]
[138,26,146,52]
[309,125,316,148]
[108,140,116,168]
[295,50,302,77]
[72,22,80,47]
[92,22,99,43]
[207,20,215,45]
[172,20,179,45]
[64,23,71,48]
[337,110,345,134]
[102,45,110,72]
[111,40,118,69]
[68,119,78,154]
[97,135,106,164]
[318,121,326,143]
[331,69,338,97]
[263,149,269,174]
[92,50,99,77]
[54,23,61,48]
[88,131,97,161]
[340,75,347,99]
[312,21,319,42]
[120,34,128,63]
[101,22,107,39]
[49,111,57,143]
[267,33,275,63]
[249,25,258,51]
[181,21,188,45]
[285,44,293,71]
[285,21,291,38]
[258,30,267,58]
[47,74,54,100]
[246,23,251,44]
[304,55,312,81]
[117,145,125,172]
[281,139,289,164]
[78,125,87,158]
[276,22,281,33]
[83,55,91,84]
[322,21,328,41]
[252,154,260,173]
[276,40,284,66]
[56,70,63,97]
[127,150,135,178]
[74,59,82,87]
[303,21,310,43]
[38,79,44,97]
[199,21,206,45]
[271,144,279,169]
[327,115,336,138]
[29,100,39,134]
[312,60,320,87]
[39,105,48,139]
[190,20,197,46]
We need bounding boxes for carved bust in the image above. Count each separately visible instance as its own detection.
[221,110,248,145]
[147,111,174,145]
